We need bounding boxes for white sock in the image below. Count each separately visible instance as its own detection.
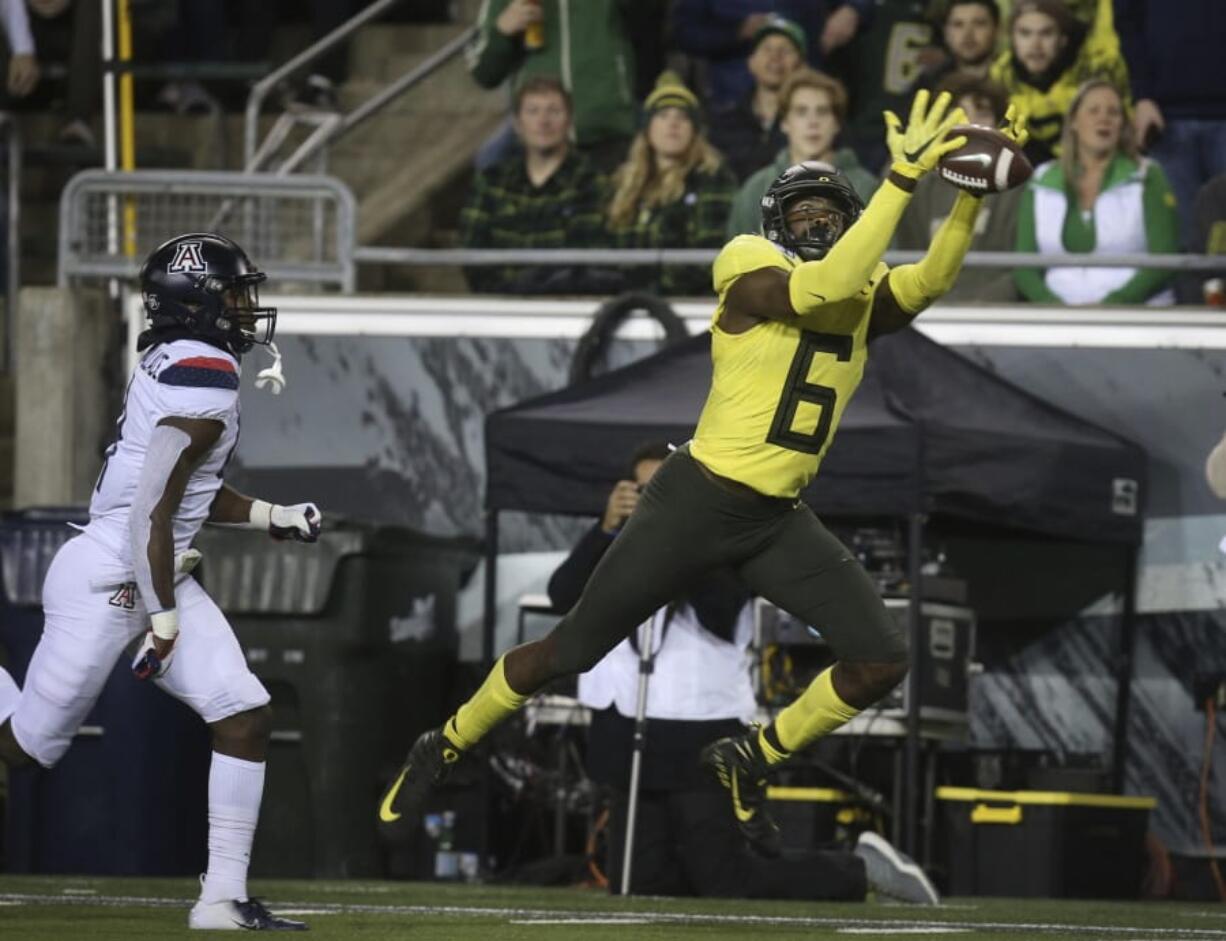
[0,666,19,726]
[201,752,265,905]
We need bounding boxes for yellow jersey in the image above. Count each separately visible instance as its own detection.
[989,0,1129,160]
[689,235,887,499]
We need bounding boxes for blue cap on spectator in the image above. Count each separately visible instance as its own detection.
[752,15,808,57]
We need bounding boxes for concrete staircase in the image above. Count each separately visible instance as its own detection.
[330,19,506,291]
[222,14,506,291]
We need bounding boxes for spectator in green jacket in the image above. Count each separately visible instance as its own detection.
[459,76,607,294]
[1015,78,1179,305]
[466,0,636,166]
[894,75,1023,301]
[726,68,876,238]
[606,72,737,297]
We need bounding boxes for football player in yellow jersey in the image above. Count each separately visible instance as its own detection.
[378,90,1029,861]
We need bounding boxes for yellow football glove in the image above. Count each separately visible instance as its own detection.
[999,103,1030,150]
[884,89,968,181]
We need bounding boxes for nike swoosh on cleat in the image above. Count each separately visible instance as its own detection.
[378,768,408,822]
[730,772,756,823]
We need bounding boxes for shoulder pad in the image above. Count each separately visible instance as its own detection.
[158,356,239,390]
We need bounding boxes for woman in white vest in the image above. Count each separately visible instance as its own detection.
[1014,78,1180,305]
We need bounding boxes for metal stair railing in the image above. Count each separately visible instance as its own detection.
[243,0,475,176]
[58,170,357,291]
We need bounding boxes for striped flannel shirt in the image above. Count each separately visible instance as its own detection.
[609,163,738,297]
[459,150,607,294]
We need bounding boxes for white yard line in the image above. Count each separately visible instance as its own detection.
[270,908,338,916]
[0,892,1223,938]
[838,929,971,935]
[510,918,655,925]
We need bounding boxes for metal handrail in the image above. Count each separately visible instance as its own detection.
[58,169,357,291]
[352,246,1226,271]
[245,0,448,171]
[273,26,476,178]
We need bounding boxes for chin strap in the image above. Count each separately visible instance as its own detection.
[254,341,286,395]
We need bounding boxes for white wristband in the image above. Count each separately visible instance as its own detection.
[151,609,180,641]
[248,499,273,531]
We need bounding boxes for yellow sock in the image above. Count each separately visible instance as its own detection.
[774,666,861,753]
[757,725,790,766]
[443,655,528,750]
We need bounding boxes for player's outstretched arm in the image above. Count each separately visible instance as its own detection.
[208,483,323,543]
[786,90,968,317]
[870,105,1029,339]
[868,190,983,340]
[129,416,222,679]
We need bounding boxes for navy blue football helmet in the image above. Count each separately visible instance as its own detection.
[139,233,276,355]
[761,162,864,261]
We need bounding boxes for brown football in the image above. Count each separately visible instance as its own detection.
[936,124,1032,194]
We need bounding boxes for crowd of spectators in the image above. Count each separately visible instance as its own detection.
[454,0,1226,304]
[0,0,1219,303]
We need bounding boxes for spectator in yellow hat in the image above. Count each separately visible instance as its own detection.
[605,73,737,296]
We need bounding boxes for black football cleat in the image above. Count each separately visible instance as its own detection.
[377,727,461,832]
[189,897,308,930]
[700,732,782,857]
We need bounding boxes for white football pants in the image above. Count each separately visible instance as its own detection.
[10,533,269,768]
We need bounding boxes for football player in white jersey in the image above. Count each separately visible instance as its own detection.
[0,233,321,931]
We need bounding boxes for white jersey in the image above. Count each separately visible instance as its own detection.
[85,339,240,565]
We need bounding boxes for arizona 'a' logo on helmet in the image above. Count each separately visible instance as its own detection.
[761,162,864,261]
[138,233,277,355]
[167,240,208,274]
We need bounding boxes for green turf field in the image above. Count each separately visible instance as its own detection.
[1,876,1224,940]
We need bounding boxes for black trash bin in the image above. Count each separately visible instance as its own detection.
[0,508,211,875]
[193,517,481,879]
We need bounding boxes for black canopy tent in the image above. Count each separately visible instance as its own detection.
[482,329,1147,853]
